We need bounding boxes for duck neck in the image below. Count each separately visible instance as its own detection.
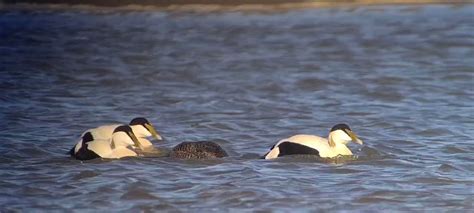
[137,138,153,150]
[333,143,353,155]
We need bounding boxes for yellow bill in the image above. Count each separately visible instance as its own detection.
[145,123,163,141]
[347,130,364,145]
[128,131,144,149]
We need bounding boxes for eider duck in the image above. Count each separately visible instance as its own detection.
[77,117,162,151]
[263,123,364,159]
[69,125,142,160]
[170,141,228,159]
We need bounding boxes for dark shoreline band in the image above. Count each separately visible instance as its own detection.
[1,0,470,8]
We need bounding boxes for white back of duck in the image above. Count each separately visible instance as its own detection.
[72,124,123,155]
[80,123,154,141]
[83,124,120,141]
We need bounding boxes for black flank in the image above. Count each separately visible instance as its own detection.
[68,132,93,156]
[277,142,320,157]
[73,132,101,160]
[82,132,94,142]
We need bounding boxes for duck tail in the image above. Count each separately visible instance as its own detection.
[67,147,75,156]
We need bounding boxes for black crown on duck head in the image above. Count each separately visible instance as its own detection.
[330,123,351,134]
[113,125,133,135]
[129,117,150,127]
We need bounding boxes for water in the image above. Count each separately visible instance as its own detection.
[1,4,473,211]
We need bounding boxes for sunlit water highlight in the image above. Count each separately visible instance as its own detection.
[0,4,473,211]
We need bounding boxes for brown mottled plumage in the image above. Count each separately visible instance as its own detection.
[170,141,228,159]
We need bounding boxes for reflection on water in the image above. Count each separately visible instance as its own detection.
[1,4,473,211]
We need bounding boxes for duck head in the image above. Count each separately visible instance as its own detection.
[129,117,163,141]
[328,123,364,147]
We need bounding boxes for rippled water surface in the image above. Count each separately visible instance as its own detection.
[1,4,473,211]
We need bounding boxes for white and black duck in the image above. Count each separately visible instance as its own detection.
[69,125,143,160]
[77,117,162,151]
[263,123,364,159]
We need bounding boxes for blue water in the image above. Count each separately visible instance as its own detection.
[0,4,473,211]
